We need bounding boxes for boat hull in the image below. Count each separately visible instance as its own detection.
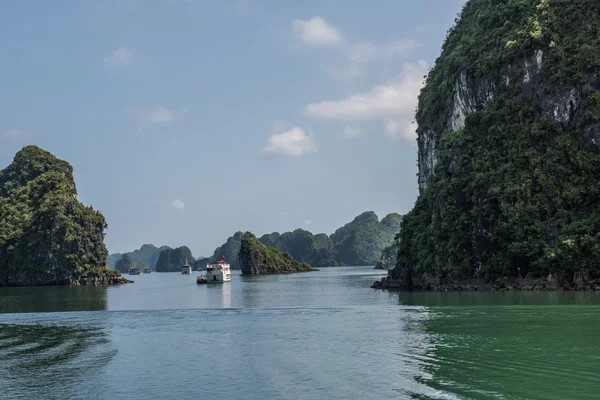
[205,272,231,283]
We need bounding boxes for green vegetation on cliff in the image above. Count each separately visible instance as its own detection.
[374,238,400,270]
[155,246,194,272]
[385,0,600,290]
[0,146,122,286]
[202,212,402,269]
[262,229,338,268]
[332,212,402,266]
[239,232,318,275]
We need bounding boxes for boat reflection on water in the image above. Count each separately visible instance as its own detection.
[220,280,231,308]
[198,277,232,308]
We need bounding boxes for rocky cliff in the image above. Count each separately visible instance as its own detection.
[239,232,318,275]
[374,238,400,270]
[155,246,194,272]
[375,0,600,291]
[0,146,128,286]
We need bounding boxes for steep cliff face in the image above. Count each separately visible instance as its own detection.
[239,232,318,275]
[0,146,126,286]
[374,239,400,270]
[417,0,600,192]
[155,246,194,272]
[377,0,600,290]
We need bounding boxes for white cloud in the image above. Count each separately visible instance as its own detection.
[134,106,187,125]
[0,129,28,139]
[385,40,419,57]
[344,126,361,138]
[305,61,427,119]
[263,127,318,157]
[384,119,417,142]
[347,41,379,64]
[346,40,418,64]
[172,199,185,210]
[304,219,313,226]
[304,61,427,142]
[147,106,174,123]
[104,46,132,67]
[328,40,420,81]
[292,17,343,46]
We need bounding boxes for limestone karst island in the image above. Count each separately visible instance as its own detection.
[374,0,600,292]
[3,1,600,399]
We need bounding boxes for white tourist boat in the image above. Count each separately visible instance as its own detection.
[181,258,192,275]
[198,256,231,284]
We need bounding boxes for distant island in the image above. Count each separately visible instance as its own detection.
[109,244,170,272]
[155,246,194,272]
[374,0,600,292]
[192,211,402,271]
[110,211,403,273]
[239,232,318,275]
[0,146,130,286]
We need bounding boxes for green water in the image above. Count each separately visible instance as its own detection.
[1,268,599,399]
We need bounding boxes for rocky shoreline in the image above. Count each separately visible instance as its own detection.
[372,273,600,292]
[0,274,133,287]
[68,274,134,286]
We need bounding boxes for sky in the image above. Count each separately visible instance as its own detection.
[0,0,465,257]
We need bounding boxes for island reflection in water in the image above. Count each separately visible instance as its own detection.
[0,286,108,314]
[395,291,600,399]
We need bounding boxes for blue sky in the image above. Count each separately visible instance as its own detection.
[0,0,465,257]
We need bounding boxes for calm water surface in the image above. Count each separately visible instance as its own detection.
[1,267,599,399]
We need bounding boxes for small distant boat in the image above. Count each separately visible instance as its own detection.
[181,258,192,275]
[129,267,142,275]
[204,256,231,283]
[143,268,152,274]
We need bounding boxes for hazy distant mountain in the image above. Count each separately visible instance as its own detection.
[115,254,144,273]
[108,244,171,271]
[199,211,402,269]
[155,246,194,272]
